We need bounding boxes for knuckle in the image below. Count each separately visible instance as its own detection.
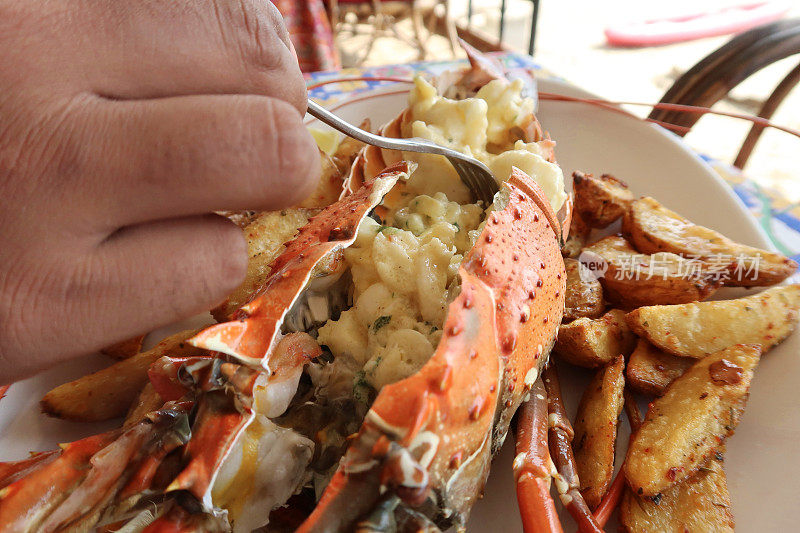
[212,0,305,109]
[217,0,283,70]
[2,96,95,201]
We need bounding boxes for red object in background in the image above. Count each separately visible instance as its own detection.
[272,0,340,72]
[605,2,791,47]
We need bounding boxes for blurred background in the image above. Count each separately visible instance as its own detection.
[290,0,800,203]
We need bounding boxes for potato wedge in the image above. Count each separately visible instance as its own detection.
[563,209,591,259]
[627,284,800,358]
[621,450,734,532]
[625,344,760,496]
[555,309,637,368]
[583,236,720,307]
[123,382,164,428]
[300,120,367,209]
[573,171,634,228]
[212,209,312,321]
[331,119,368,174]
[564,258,605,321]
[41,329,202,422]
[623,196,797,287]
[100,334,145,360]
[626,339,693,396]
[300,151,342,209]
[574,355,625,508]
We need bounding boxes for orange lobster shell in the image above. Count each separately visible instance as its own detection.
[297,168,565,530]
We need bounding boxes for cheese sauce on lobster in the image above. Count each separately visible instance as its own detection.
[404,76,567,212]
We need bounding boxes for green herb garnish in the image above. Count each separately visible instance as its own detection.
[372,315,391,331]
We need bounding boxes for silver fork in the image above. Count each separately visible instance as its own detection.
[307,100,499,205]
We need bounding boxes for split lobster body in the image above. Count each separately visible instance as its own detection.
[298,169,565,531]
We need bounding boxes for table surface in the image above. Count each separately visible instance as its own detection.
[305,52,800,266]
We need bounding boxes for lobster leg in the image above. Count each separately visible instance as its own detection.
[0,451,59,491]
[166,390,254,507]
[513,379,563,533]
[542,365,603,533]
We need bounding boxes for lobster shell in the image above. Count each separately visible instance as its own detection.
[296,168,565,530]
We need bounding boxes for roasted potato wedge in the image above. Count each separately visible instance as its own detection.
[41,329,202,422]
[627,284,800,358]
[626,339,693,396]
[299,151,342,209]
[574,355,625,508]
[212,209,312,321]
[583,236,720,307]
[300,120,368,209]
[330,119,368,173]
[555,309,637,368]
[123,382,164,428]
[625,344,760,496]
[100,334,145,360]
[563,209,591,259]
[621,450,734,532]
[623,196,797,287]
[564,258,605,321]
[573,171,633,228]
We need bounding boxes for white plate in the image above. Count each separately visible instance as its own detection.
[2,79,797,532]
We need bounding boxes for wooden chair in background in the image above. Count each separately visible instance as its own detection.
[327,0,459,65]
[649,18,800,170]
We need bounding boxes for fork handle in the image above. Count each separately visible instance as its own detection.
[308,100,456,156]
[307,100,403,150]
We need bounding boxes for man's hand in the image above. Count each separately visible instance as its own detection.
[0,0,320,382]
